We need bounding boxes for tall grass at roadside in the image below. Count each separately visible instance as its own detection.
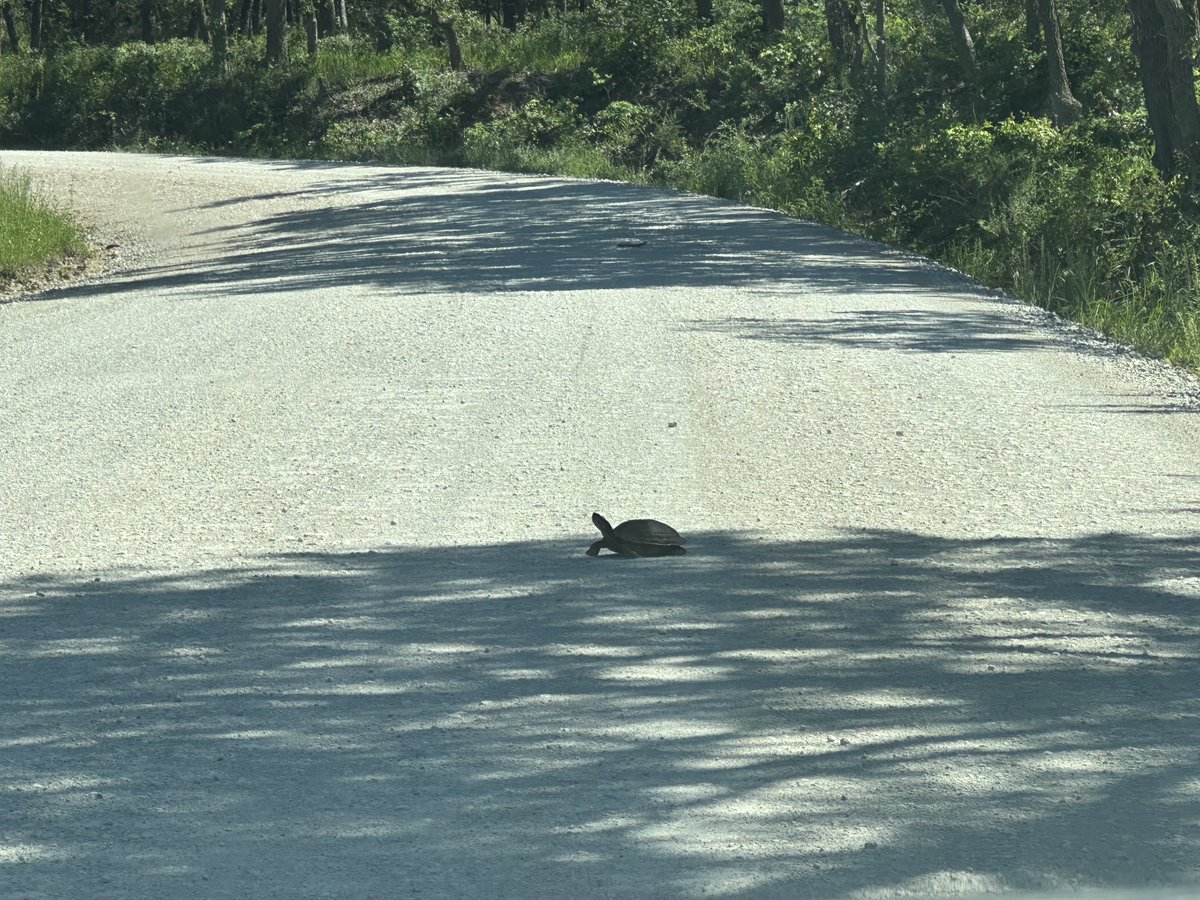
[1014,243,1200,371]
[944,234,1200,371]
[309,39,443,85]
[459,15,589,72]
[0,167,88,280]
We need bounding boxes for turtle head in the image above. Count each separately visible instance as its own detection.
[591,512,614,537]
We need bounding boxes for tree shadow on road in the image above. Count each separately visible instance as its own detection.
[30,168,990,302]
[3,527,1198,897]
[687,309,1057,355]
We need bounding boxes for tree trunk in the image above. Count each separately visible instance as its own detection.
[1128,0,1200,176]
[1155,0,1200,140]
[375,15,392,51]
[695,0,713,20]
[306,11,318,52]
[140,0,156,42]
[1038,0,1082,124]
[824,0,859,73]
[193,0,211,43]
[266,0,286,62]
[941,0,976,79]
[443,15,463,69]
[30,0,43,51]
[762,0,785,32]
[1025,0,1041,45]
[874,0,886,97]
[210,0,228,72]
[332,0,347,32]
[75,0,94,44]
[398,0,463,70]
[1,1,20,51]
[251,0,263,35]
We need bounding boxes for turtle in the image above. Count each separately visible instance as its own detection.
[586,512,687,558]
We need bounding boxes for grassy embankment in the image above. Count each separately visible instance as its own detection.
[0,8,1197,368]
[0,166,88,292]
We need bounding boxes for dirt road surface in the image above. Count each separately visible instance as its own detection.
[2,150,1198,898]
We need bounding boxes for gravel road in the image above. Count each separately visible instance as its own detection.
[2,150,1199,898]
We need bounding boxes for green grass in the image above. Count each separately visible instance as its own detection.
[945,232,1200,371]
[1044,250,1200,371]
[310,40,441,85]
[462,140,639,181]
[460,16,589,72]
[0,166,89,281]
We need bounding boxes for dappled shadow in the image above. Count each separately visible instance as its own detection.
[1056,392,1200,417]
[3,528,1199,896]
[688,309,1054,354]
[32,167,985,302]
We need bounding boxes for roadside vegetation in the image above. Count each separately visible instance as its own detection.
[1,0,1198,368]
[0,165,88,286]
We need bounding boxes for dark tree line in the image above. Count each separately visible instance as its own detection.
[810,0,1198,177]
[0,0,1198,179]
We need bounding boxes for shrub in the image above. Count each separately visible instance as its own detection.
[590,100,683,170]
[463,96,583,160]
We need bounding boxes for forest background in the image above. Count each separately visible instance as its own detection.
[1,0,1199,371]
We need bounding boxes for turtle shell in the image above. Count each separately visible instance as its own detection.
[613,519,682,545]
[611,518,686,556]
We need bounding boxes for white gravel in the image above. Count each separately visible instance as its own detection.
[1,150,1199,898]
